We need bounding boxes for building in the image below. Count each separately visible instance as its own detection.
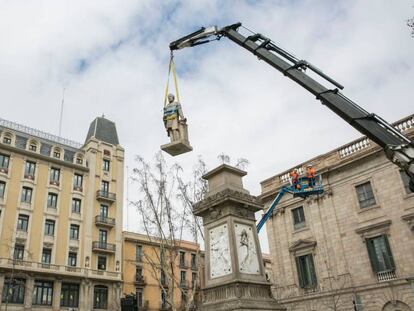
[122,231,203,311]
[0,116,124,310]
[260,114,414,311]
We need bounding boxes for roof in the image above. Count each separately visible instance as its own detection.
[85,117,119,145]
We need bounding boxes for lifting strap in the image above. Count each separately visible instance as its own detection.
[164,52,180,107]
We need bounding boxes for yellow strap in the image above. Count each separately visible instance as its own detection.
[163,53,180,107]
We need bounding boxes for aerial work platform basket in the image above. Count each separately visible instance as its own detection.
[256,175,324,232]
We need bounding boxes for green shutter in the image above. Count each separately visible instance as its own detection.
[383,235,395,270]
[366,238,379,272]
[308,255,317,286]
[295,257,305,288]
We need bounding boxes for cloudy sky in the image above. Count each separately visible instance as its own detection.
[1,0,413,252]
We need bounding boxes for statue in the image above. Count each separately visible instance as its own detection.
[163,93,187,142]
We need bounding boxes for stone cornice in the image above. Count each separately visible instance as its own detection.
[355,219,392,236]
[193,188,262,216]
[289,239,317,253]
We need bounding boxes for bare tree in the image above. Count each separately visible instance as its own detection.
[131,152,207,311]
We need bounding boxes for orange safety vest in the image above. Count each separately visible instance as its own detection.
[306,167,316,178]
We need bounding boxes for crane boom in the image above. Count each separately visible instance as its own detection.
[170,22,414,191]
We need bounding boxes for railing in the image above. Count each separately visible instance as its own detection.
[65,266,81,273]
[135,275,146,286]
[95,215,115,226]
[37,262,59,270]
[73,185,83,192]
[180,280,189,288]
[338,138,371,158]
[179,261,188,269]
[377,269,397,282]
[0,167,8,174]
[24,174,35,180]
[96,190,116,201]
[0,117,83,149]
[92,241,116,252]
[49,179,60,186]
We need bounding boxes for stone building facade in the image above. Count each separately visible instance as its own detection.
[260,114,414,311]
[0,116,124,310]
[122,231,203,311]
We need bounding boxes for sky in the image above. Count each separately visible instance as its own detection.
[1,0,413,253]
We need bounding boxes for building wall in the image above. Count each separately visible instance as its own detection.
[0,117,124,311]
[260,115,414,311]
[122,231,203,311]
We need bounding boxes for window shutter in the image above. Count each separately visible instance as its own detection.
[308,255,317,286]
[366,239,379,272]
[295,257,305,288]
[383,235,395,270]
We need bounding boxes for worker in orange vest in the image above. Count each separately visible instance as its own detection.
[306,164,316,188]
[290,169,300,190]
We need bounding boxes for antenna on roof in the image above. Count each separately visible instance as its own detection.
[58,86,66,137]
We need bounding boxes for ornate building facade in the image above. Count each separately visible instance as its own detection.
[0,116,124,310]
[260,114,414,311]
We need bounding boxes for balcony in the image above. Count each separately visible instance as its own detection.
[377,269,397,282]
[134,275,146,287]
[73,185,83,192]
[92,241,116,253]
[179,261,188,269]
[95,215,115,227]
[24,174,35,180]
[0,167,8,174]
[96,190,116,203]
[49,179,60,187]
[179,280,189,289]
[37,262,59,270]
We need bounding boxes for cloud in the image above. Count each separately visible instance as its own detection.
[1,0,413,252]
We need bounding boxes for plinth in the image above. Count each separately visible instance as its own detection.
[193,164,285,311]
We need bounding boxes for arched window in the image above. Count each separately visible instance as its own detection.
[93,285,108,309]
[2,132,13,145]
[28,140,39,152]
[74,153,84,165]
[52,147,62,159]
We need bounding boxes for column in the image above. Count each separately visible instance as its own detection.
[24,277,34,311]
[52,279,62,310]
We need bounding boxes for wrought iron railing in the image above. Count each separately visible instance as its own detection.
[96,190,116,201]
[95,215,115,226]
[92,241,116,252]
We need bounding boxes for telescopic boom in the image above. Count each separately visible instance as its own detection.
[170,23,414,191]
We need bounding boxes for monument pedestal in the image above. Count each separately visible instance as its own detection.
[193,165,285,311]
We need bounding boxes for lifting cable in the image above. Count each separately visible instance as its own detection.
[164,52,180,107]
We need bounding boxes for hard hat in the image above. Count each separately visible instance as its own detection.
[307,163,313,167]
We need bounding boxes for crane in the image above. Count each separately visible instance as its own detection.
[169,22,414,230]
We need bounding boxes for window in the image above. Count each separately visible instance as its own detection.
[160,270,166,285]
[17,214,29,231]
[29,143,37,151]
[60,283,79,308]
[136,244,143,262]
[21,187,32,203]
[97,256,107,270]
[47,193,58,208]
[2,278,25,304]
[191,253,197,269]
[100,204,108,218]
[41,248,52,264]
[292,206,306,230]
[192,272,197,287]
[13,244,24,260]
[68,252,77,267]
[161,291,167,308]
[400,171,411,194]
[180,270,186,284]
[49,168,60,184]
[0,153,10,170]
[44,219,55,236]
[101,181,109,193]
[93,285,108,309]
[53,149,61,158]
[99,229,107,243]
[180,251,186,267]
[69,224,79,240]
[72,199,81,214]
[355,182,376,208]
[295,254,317,289]
[24,161,36,179]
[3,136,11,144]
[76,157,83,165]
[103,159,110,172]
[73,174,83,190]
[32,280,53,305]
[366,235,395,273]
[136,289,143,308]
[136,267,143,280]
[0,181,5,198]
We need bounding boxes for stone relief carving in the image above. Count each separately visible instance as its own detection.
[235,223,260,274]
[209,223,232,278]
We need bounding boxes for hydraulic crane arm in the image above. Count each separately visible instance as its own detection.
[170,23,414,191]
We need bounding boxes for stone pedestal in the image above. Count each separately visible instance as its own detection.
[193,165,285,311]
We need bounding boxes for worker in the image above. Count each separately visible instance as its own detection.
[289,169,300,190]
[163,93,186,142]
[306,164,316,188]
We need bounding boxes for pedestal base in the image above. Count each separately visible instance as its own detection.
[200,282,285,311]
[161,140,193,156]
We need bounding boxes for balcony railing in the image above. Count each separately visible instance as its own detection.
[49,179,60,186]
[24,174,35,180]
[134,275,146,286]
[37,262,59,270]
[377,269,397,282]
[180,280,189,289]
[92,241,116,253]
[0,167,8,174]
[179,261,188,269]
[96,190,116,202]
[95,215,115,227]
